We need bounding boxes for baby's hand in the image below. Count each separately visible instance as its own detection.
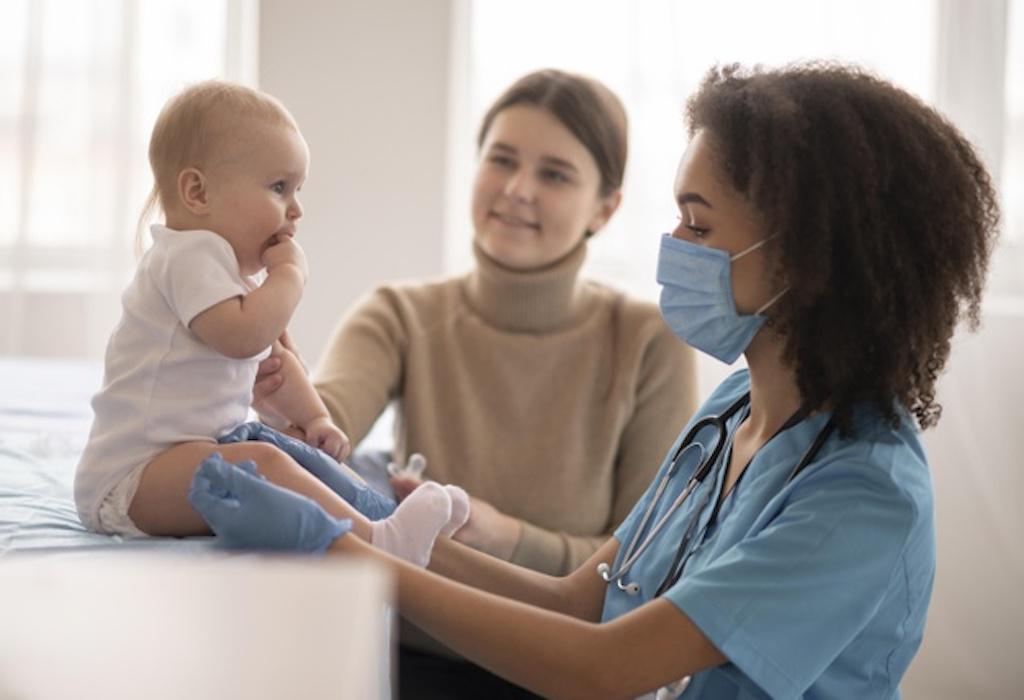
[262,235,308,282]
[303,415,350,461]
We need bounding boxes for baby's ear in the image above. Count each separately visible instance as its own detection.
[178,167,209,214]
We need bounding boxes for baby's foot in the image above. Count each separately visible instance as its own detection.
[370,481,451,567]
[440,485,470,537]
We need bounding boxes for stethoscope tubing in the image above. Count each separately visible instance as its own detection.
[599,392,835,597]
[599,394,748,593]
[600,466,701,589]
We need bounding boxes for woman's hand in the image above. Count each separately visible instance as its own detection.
[391,472,521,560]
[451,495,522,560]
[252,331,307,426]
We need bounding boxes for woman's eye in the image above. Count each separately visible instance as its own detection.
[541,169,570,184]
[489,155,515,168]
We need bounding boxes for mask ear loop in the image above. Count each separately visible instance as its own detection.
[755,286,789,316]
[731,234,788,317]
[730,233,778,262]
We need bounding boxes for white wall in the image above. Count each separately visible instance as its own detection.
[257,0,455,364]
[902,303,1024,699]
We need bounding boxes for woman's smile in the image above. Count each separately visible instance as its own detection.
[489,209,540,230]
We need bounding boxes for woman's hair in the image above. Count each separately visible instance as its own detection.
[686,62,999,433]
[136,80,295,252]
[477,69,628,198]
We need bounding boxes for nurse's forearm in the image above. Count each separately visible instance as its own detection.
[333,536,617,698]
[330,537,722,699]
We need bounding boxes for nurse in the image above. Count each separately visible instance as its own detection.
[188,63,999,698]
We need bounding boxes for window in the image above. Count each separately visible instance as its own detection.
[994,0,1024,296]
[1003,1,1024,244]
[0,0,255,356]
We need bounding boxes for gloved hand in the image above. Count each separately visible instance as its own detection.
[188,452,352,553]
[219,422,396,521]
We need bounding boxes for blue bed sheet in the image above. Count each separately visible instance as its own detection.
[0,357,215,555]
[0,444,215,555]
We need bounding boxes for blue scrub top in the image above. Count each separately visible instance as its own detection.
[602,370,935,699]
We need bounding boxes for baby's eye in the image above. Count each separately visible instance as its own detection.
[270,181,286,195]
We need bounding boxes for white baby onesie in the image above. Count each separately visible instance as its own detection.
[74,225,269,532]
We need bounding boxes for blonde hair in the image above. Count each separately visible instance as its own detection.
[136,80,296,255]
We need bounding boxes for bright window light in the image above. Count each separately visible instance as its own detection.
[455,0,938,305]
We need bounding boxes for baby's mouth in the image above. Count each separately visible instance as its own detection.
[266,231,295,247]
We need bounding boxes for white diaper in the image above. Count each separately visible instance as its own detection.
[96,463,149,537]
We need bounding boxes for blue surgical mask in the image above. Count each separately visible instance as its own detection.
[656,233,786,364]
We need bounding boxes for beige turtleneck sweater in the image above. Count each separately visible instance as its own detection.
[314,241,698,574]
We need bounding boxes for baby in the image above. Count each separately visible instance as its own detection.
[74,80,465,564]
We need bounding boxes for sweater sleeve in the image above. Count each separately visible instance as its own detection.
[610,323,699,530]
[509,321,699,576]
[511,523,607,575]
[313,288,407,445]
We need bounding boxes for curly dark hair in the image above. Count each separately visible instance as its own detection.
[686,62,1000,433]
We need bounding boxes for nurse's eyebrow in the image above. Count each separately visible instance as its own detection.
[677,192,713,209]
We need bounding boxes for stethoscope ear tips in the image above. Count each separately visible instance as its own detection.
[623,582,640,595]
[597,562,611,579]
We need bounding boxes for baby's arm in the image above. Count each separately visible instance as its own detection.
[190,236,305,359]
[258,340,350,459]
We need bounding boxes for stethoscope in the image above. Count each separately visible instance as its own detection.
[598,392,836,598]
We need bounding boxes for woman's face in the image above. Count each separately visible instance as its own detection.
[671,130,779,315]
[471,105,619,270]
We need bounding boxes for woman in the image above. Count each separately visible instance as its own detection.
[256,69,699,696]
[192,63,998,698]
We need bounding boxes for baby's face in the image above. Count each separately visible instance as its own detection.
[204,121,310,276]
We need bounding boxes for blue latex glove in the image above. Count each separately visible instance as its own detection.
[188,452,352,553]
[219,422,396,521]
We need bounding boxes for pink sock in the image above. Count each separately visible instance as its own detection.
[440,485,470,537]
[370,481,451,567]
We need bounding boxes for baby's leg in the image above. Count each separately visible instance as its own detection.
[129,441,372,538]
[130,441,453,565]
